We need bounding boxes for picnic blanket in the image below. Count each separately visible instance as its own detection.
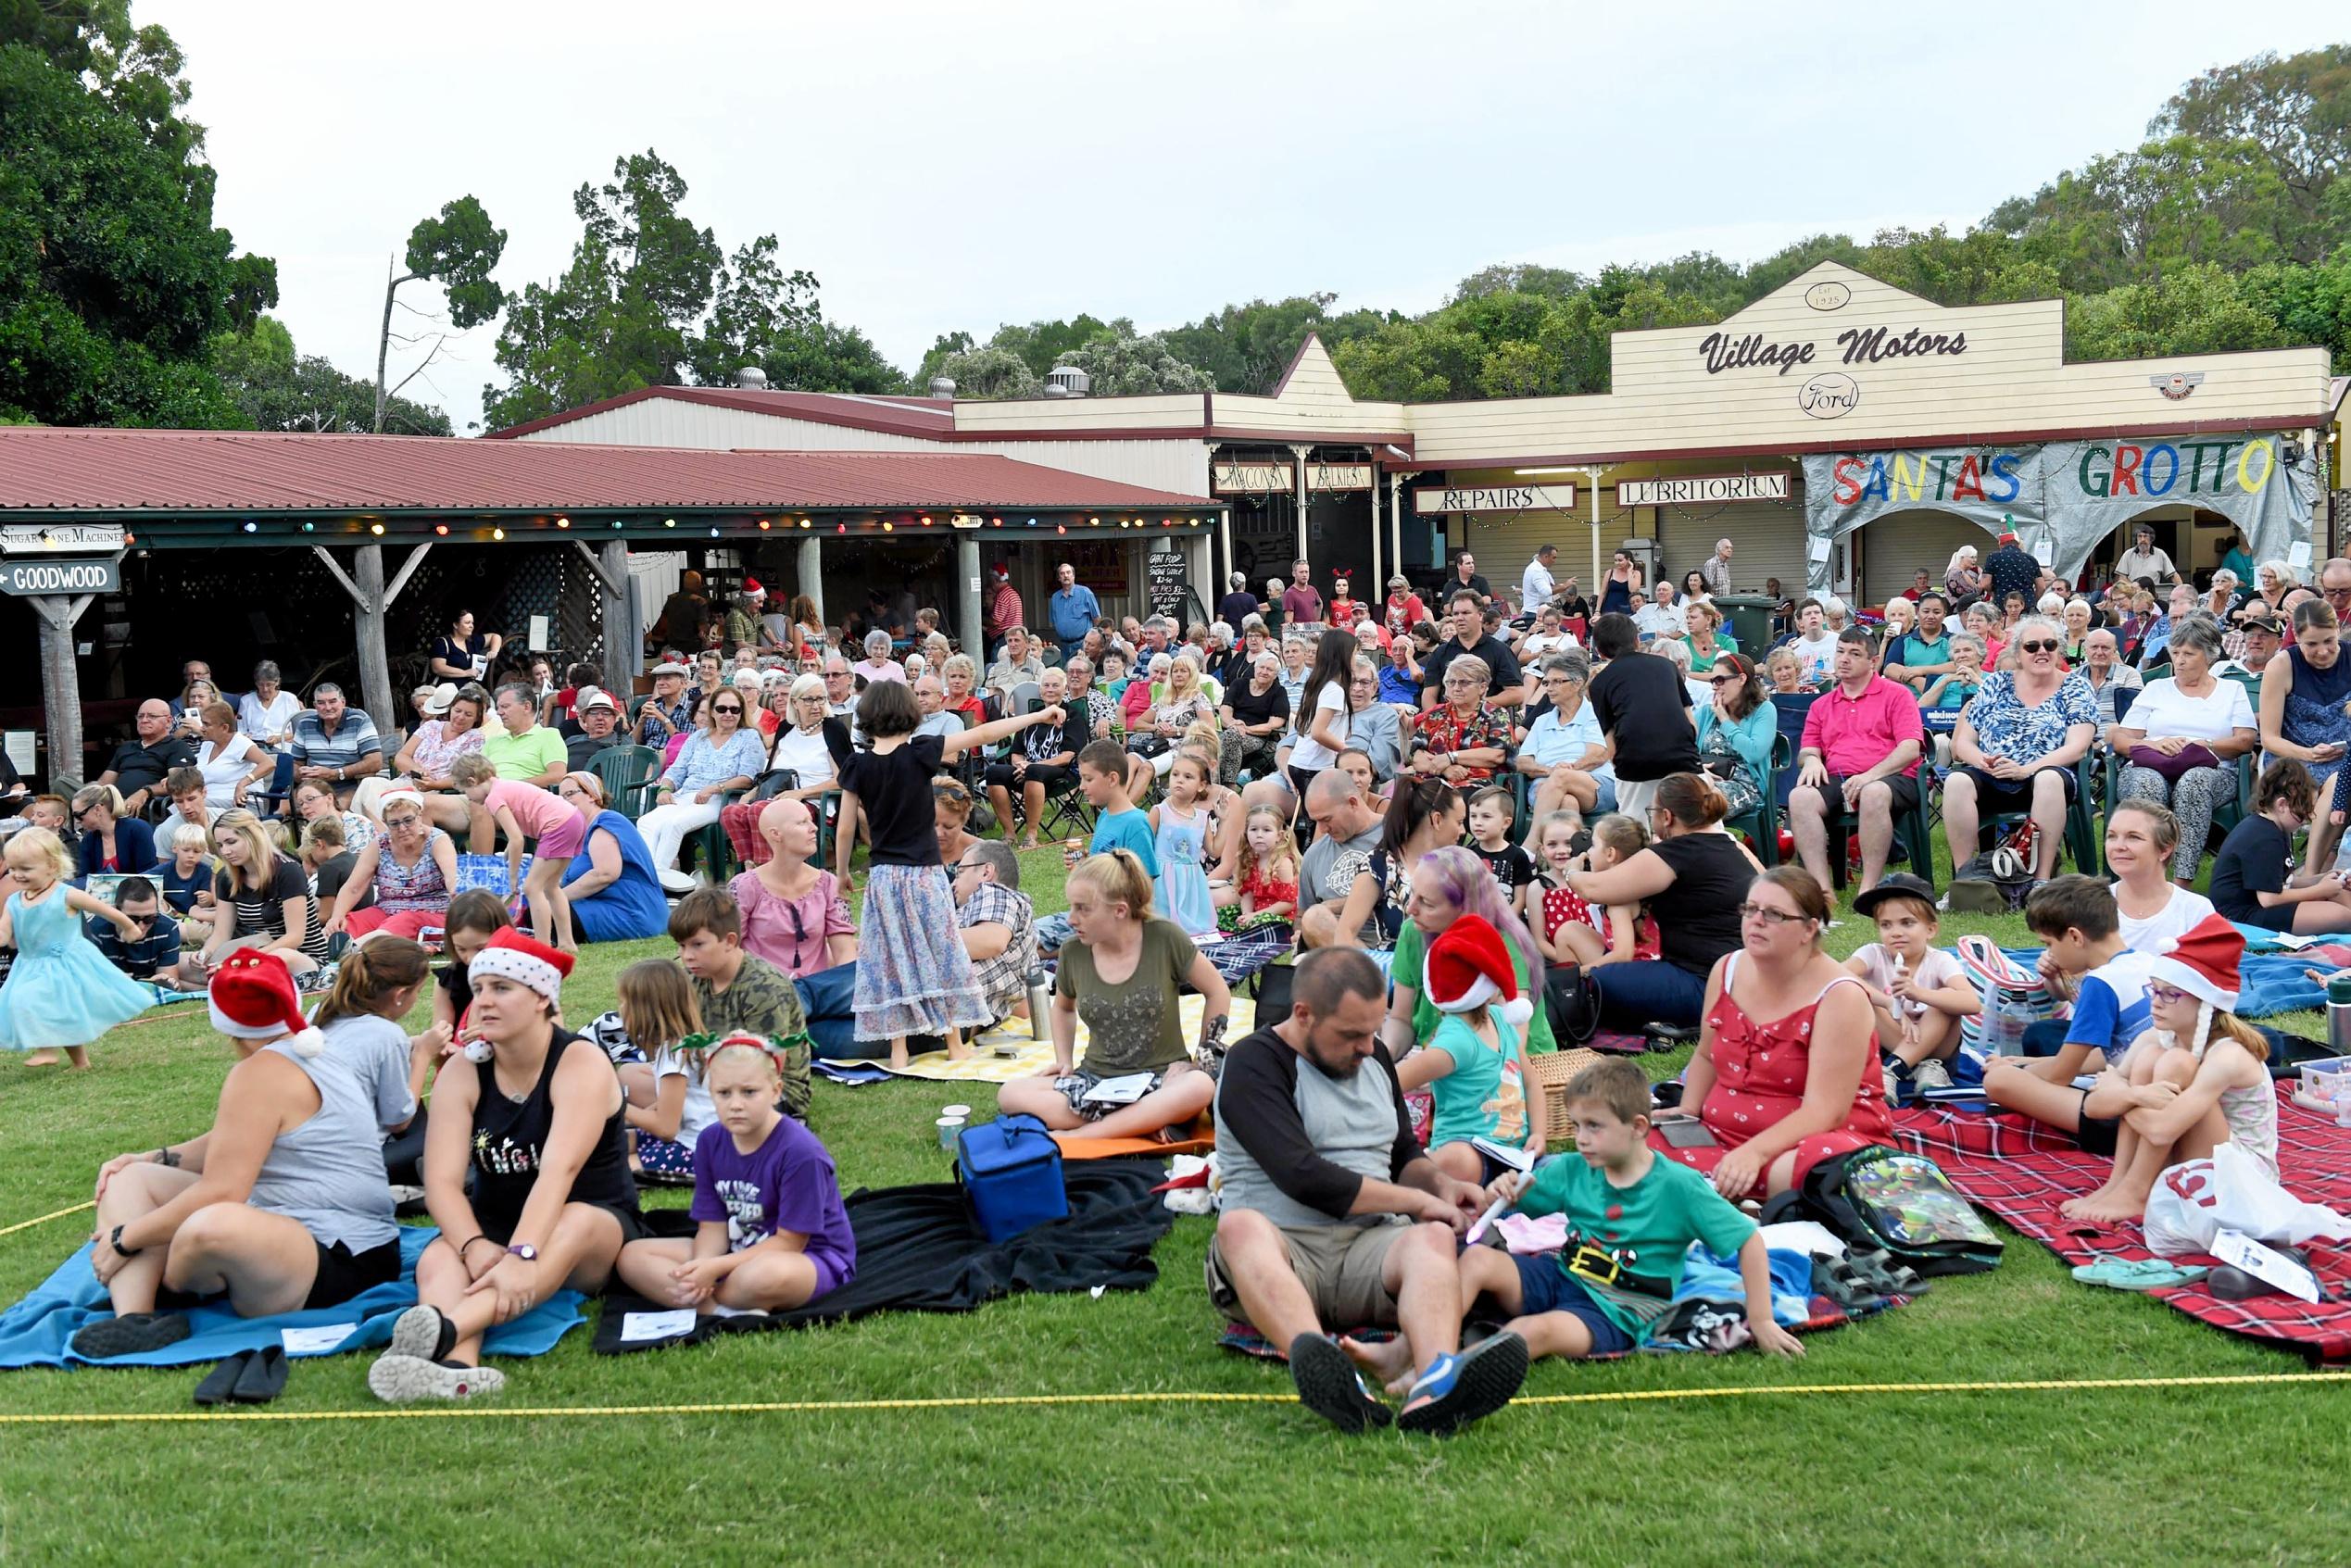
[886,996,1256,1084]
[592,1160,1176,1352]
[0,1227,584,1370]
[1894,1104,2351,1360]
[1053,1114,1213,1160]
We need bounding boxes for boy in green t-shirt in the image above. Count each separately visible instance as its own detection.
[1457,1060,1803,1361]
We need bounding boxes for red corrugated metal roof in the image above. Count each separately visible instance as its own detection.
[487,384,959,441]
[0,428,1217,514]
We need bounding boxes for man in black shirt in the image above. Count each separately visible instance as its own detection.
[1208,947,1522,1435]
[1584,613,1695,819]
[1217,571,1261,633]
[1985,532,2040,608]
[98,700,199,815]
[1418,591,1524,710]
[1446,551,1491,603]
[564,688,627,769]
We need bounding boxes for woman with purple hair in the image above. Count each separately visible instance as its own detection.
[1379,844,1560,1058]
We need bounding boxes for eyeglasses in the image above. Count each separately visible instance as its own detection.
[2146,983,2192,1006]
[383,814,421,828]
[2017,639,2059,655]
[1708,673,1739,684]
[1736,901,1811,926]
[2327,587,2351,602]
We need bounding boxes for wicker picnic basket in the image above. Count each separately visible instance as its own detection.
[1525,1047,1606,1144]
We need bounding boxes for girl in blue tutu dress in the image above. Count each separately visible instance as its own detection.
[0,827,154,1069]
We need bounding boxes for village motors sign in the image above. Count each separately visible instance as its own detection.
[1413,483,1578,514]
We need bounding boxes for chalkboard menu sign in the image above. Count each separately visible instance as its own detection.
[1147,548,1187,620]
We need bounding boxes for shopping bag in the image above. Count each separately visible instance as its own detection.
[1955,935,2066,1057]
[2144,1142,2351,1257]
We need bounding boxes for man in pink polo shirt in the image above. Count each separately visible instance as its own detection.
[1789,626,1924,896]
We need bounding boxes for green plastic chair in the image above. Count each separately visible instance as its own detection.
[588,746,662,822]
[1726,732,1792,869]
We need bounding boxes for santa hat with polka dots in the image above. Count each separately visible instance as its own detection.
[1423,914,1533,1028]
[207,949,325,1058]
[467,928,574,1007]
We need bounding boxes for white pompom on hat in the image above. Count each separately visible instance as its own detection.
[207,949,325,1058]
[1423,914,1533,1028]
[2146,913,2244,1010]
[467,928,575,1008]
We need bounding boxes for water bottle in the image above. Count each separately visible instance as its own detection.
[1025,967,1054,1046]
[2329,975,2351,1056]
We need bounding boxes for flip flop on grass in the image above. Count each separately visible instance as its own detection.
[1397,1331,1529,1436]
[1287,1332,1392,1433]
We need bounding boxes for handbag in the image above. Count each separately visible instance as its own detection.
[1954,934,2065,1055]
[954,1113,1068,1242]
[1696,727,1761,820]
[2126,743,2222,782]
[1543,961,1603,1047]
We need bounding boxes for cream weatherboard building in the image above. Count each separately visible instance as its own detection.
[499,262,2344,624]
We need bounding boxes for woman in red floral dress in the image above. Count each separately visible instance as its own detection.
[1408,655,1513,784]
[1654,863,1890,1200]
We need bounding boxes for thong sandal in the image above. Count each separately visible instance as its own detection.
[1287,1333,1391,1434]
[2071,1255,2209,1292]
[1397,1331,1529,1436]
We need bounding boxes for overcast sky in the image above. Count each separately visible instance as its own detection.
[148,1,2344,434]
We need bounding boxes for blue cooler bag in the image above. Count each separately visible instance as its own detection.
[956,1114,1068,1242]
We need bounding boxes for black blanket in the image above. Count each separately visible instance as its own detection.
[594,1159,1176,1352]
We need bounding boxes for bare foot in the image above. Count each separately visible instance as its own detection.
[2063,1187,2150,1225]
[1018,836,1042,851]
[887,1044,911,1071]
[1338,1332,1414,1396]
[2057,1189,2118,1221]
[945,1040,972,1062]
[22,1051,59,1067]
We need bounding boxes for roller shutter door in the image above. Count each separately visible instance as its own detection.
[1465,508,1638,597]
[1859,510,1993,607]
[1655,500,1808,599]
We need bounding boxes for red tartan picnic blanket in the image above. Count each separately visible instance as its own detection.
[1893,1103,2351,1361]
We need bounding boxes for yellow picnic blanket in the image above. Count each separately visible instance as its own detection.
[885,995,1256,1084]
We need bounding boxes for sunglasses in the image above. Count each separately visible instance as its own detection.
[1708,673,1739,684]
[2017,639,2059,655]
[713,704,744,714]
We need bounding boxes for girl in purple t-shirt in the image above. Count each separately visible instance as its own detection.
[614,1034,854,1311]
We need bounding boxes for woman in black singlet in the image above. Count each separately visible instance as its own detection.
[368,929,643,1404]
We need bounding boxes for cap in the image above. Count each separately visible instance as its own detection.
[1851,872,1937,922]
[649,660,690,678]
[576,685,618,711]
[2239,607,2284,634]
[421,682,459,716]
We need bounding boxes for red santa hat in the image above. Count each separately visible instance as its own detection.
[467,928,574,1007]
[743,577,766,598]
[207,949,324,1058]
[2147,914,2244,1011]
[1422,914,1533,1028]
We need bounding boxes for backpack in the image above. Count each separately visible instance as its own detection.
[1761,1145,2003,1278]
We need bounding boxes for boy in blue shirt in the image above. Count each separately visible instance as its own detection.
[1984,875,2154,1155]
[1433,1060,1803,1363]
[1075,740,1158,877]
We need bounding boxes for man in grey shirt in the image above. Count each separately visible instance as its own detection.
[1297,771,1388,943]
[1207,947,1520,1435]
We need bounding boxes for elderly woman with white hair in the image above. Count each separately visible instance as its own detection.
[2061,596,2095,663]
[2256,559,2299,615]
[853,629,907,687]
[1944,614,2099,884]
[1944,545,1984,605]
[766,672,852,805]
[2109,616,2257,885]
[1220,649,1292,779]
[1652,635,1714,710]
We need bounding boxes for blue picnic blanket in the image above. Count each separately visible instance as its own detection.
[0,1227,583,1369]
[1973,944,2329,1021]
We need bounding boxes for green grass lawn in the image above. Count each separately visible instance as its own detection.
[3,841,2348,1564]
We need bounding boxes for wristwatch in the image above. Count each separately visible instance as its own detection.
[507,1243,539,1262]
[111,1224,141,1259]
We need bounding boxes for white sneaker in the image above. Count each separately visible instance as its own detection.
[1881,1063,1901,1102]
[1911,1057,1954,1091]
[367,1353,505,1404]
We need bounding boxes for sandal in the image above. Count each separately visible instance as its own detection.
[2072,1255,2209,1292]
[1396,1331,1529,1436]
[1287,1332,1391,1433]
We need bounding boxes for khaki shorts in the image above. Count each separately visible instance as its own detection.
[1204,1217,1406,1330]
[1612,775,1662,820]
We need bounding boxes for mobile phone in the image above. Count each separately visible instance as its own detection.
[1658,1119,1719,1150]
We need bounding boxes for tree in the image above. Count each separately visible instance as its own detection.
[1330,319,1485,402]
[2242,252,2351,372]
[759,319,908,394]
[914,330,974,385]
[926,344,1040,400]
[217,316,450,435]
[374,195,506,431]
[1160,295,1392,394]
[1858,226,2059,306]
[685,233,819,387]
[1060,328,1212,395]
[1989,135,2294,293]
[2064,263,2287,361]
[2154,45,2351,262]
[0,6,275,428]
[484,150,723,429]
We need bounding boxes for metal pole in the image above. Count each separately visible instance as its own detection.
[1588,467,1604,596]
[1219,508,1234,596]
[1369,466,1383,605]
[957,534,983,661]
[798,534,823,632]
[1290,445,1313,569]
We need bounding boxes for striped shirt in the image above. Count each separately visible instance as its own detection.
[288,709,383,775]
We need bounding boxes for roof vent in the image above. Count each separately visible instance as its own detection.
[1042,365,1089,399]
[927,375,957,399]
[735,366,768,390]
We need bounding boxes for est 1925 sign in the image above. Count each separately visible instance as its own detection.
[0,557,119,596]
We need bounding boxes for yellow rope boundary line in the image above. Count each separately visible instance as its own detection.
[0,1202,93,1240]
[0,1371,2343,1425]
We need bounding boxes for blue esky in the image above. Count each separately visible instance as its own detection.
[149,0,2345,433]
